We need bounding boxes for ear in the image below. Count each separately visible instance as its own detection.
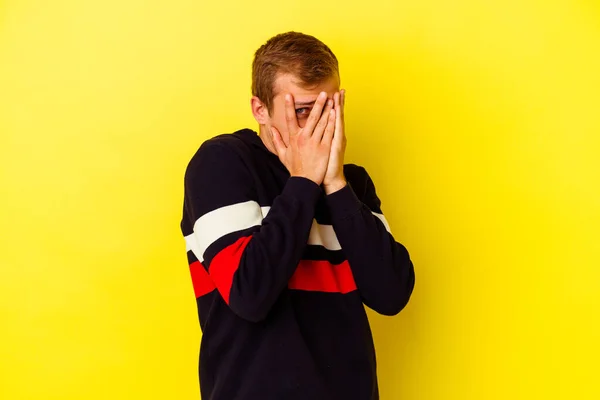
[251,96,270,124]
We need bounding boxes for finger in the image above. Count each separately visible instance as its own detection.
[335,93,343,136]
[321,108,336,145]
[340,89,345,120]
[333,106,345,147]
[313,98,334,142]
[284,94,300,135]
[302,91,328,136]
[334,91,346,147]
[271,126,287,156]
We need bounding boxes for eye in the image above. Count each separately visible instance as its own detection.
[295,107,310,117]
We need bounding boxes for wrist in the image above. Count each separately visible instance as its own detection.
[291,173,320,186]
[323,177,347,195]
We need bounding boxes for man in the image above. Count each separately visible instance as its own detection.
[180,31,415,400]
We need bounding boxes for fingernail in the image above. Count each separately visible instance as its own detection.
[328,99,333,107]
[285,94,291,102]
[320,92,327,99]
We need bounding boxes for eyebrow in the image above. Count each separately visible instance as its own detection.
[294,100,316,107]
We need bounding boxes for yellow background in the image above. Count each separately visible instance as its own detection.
[1,0,599,399]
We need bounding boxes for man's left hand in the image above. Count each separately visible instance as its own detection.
[323,89,347,195]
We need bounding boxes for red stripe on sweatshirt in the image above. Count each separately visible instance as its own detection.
[288,260,357,294]
[189,261,216,298]
[209,235,253,304]
[208,236,357,300]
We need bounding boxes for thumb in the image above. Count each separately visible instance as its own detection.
[271,126,286,156]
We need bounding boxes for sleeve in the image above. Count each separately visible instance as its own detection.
[325,167,415,315]
[183,141,321,322]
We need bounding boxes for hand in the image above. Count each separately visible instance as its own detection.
[271,91,336,186]
[323,89,347,195]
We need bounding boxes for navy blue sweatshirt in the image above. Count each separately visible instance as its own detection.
[180,128,415,400]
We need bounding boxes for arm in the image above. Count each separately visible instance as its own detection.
[325,167,415,315]
[184,141,321,322]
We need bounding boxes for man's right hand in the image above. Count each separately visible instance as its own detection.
[271,91,336,186]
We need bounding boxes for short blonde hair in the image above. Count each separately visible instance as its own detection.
[252,31,339,113]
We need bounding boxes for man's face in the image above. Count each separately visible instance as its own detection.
[265,73,340,146]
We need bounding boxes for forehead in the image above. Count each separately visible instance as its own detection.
[273,73,339,101]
